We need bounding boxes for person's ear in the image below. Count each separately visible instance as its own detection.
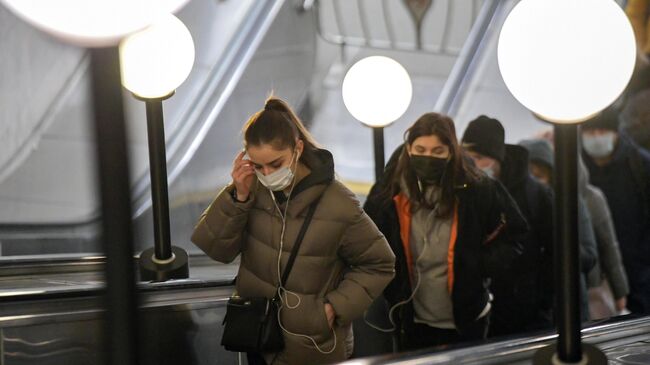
[296,139,304,157]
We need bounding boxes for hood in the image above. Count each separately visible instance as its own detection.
[500,144,530,190]
[272,148,335,202]
[519,138,554,169]
[293,148,335,194]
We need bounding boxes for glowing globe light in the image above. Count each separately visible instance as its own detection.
[120,14,195,99]
[0,0,190,47]
[498,0,636,124]
[342,56,412,128]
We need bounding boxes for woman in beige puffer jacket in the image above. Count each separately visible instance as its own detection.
[191,97,395,365]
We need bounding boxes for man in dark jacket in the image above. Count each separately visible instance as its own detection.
[462,116,597,335]
[582,108,650,314]
[461,116,554,336]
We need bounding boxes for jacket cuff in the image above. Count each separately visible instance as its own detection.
[204,185,254,230]
[325,291,362,326]
[609,272,630,300]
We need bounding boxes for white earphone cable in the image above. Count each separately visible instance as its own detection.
[269,150,337,354]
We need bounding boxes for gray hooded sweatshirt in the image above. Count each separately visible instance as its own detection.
[579,159,630,300]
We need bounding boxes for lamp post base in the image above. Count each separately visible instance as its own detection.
[534,344,607,365]
[139,246,189,282]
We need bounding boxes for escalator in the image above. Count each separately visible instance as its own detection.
[0,1,315,364]
[1,0,647,364]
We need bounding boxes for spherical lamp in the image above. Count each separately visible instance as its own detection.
[120,13,195,99]
[342,56,412,180]
[342,56,412,128]
[498,0,636,124]
[0,0,190,47]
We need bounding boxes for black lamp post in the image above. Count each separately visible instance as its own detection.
[532,123,606,364]
[120,14,194,282]
[497,0,635,363]
[135,93,189,282]
[372,127,386,181]
[90,45,141,365]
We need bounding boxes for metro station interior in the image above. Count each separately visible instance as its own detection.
[1,0,649,364]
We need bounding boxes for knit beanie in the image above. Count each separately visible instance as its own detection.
[582,108,620,132]
[519,138,554,169]
[461,115,506,162]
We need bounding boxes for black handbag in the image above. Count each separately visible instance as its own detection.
[221,196,322,353]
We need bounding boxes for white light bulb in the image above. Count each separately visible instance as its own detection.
[342,56,413,128]
[497,0,636,124]
[120,14,195,99]
[0,0,189,47]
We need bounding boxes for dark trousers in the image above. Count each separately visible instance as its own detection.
[402,315,489,351]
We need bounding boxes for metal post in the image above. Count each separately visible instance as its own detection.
[145,99,172,261]
[137,95,189,282]
[554,123,581,362]
[89,47,139,365]
[533,123,607,364]
[373,127,385,181]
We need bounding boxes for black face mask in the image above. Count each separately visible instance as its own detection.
[409,155,448,185]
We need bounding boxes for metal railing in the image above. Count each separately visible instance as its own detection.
[433,0,502,115]
[314,0,484,56]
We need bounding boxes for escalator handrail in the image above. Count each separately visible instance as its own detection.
[131,0,288,217]
[433,0,503,116]
[0,0,287,236]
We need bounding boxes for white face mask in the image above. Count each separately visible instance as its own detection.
[255,151,298,191]
[582,132,616,158]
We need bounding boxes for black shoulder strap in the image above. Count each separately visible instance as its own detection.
[280,195,323,287]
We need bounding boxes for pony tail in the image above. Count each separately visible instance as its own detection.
[264,97,291,113]
[264,96,321,150]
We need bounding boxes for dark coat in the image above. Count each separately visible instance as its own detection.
[489,145,555,335]
[491,145,598,331]
[583,136,650,314]
[363,146,527,344]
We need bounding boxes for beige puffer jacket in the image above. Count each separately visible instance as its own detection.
[191,151,395,365]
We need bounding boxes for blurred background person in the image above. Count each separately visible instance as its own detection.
[521,138,630,320]
[463,123,598,324]
[581,108,650,315]
[461,116,554,336]
[621,89,650,152]
[578,159,630,319]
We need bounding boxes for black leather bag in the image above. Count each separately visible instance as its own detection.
[221,296,283,352]
[221,196,322,353]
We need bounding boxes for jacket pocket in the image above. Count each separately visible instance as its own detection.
[280,294,331,337]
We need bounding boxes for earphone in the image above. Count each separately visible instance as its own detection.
[364,237,430,333]
[364,179,437,333]
[267,149,337,354]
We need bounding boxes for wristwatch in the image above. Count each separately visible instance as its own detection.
[231,187,248,203]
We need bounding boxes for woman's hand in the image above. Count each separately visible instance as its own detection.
[231,151,255,201]
[615,296,627,312]
[324,303,336,329]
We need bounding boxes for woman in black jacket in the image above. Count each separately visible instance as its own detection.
[363,113,528,351]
